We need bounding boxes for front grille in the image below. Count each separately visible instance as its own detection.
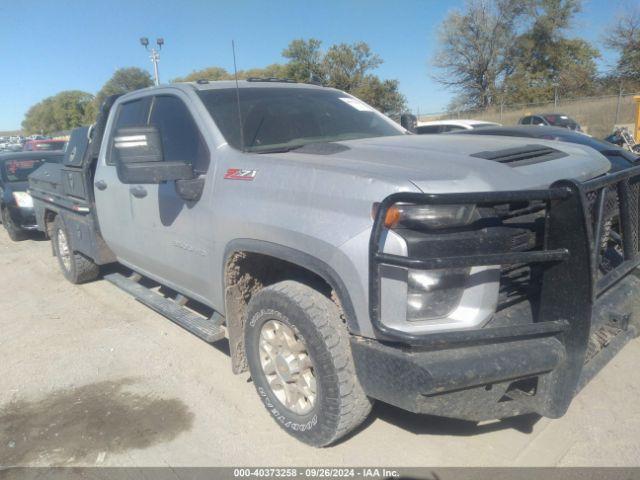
[489,203,545,313]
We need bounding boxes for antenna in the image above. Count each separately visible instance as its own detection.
[232,40,245,152]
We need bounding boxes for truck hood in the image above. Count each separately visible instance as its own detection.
[274,134,611,193]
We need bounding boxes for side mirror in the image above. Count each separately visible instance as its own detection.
[400,113,417,133]
[113,126,193,184]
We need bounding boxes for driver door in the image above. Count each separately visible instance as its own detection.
[125,93,214,300]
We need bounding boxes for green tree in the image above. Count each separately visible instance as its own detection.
[95,67,153,108]
[22,91,95,134]
[172,64,288,82]
[434,0,526,109]
[504,0,599,103]
[352,76,406,118]
[173,66,233,82]
[238,63,289,79]
[435,0,600,110]
[282,38,325,82]
[322,42,383,92]
[171,39,406,116]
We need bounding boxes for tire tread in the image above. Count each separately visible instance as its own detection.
[260,280,372,445]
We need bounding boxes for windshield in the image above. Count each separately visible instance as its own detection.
[1,156,61,182]
[197,87,404,152]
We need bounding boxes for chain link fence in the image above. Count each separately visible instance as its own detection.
[417,92,639,138]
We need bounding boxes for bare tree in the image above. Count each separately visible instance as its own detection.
[604,6,640,85]
[433,0,526,109]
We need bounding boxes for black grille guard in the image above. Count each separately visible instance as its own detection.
[369,164,640,348]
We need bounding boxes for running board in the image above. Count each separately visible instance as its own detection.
[104,272,225,343]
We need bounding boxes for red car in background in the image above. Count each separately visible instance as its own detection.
[23,139,67,152]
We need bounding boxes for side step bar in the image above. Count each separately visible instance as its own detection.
[104,272,225,343]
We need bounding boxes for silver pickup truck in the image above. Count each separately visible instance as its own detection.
[28,79,640,447]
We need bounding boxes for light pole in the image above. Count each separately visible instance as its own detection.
[140,37,164,86]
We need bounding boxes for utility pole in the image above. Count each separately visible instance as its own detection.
[140,37,164,86]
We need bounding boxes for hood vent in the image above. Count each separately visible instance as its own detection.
[471,144,567,167]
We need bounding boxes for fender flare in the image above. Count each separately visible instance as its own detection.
[223,238,360,333]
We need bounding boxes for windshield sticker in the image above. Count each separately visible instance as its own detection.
[339,97,373,112]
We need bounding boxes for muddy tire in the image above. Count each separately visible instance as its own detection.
[245,280,372,447]
[1,207,27,241]
[51,216,99,284]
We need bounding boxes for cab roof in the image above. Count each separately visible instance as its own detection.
[185,79,327,91]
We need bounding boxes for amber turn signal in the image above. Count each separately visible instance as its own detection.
[371,203,402,228]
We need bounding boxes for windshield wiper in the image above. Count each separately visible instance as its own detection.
[252,144,307,154]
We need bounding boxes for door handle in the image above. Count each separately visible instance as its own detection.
[95,180,107,191]
[129,186,148,198]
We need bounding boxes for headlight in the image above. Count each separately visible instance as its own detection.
[12,191,33,208]
[407,268,470,320]
[379,203,477,230]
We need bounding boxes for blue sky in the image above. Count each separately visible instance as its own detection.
[0,0,625,131]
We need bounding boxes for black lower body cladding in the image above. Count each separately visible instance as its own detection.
[352,272,639,422]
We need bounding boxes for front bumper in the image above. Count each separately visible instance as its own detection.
[361,165,640,421]
[353,273,638,421]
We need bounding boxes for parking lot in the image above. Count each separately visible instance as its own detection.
[1,227,640,467]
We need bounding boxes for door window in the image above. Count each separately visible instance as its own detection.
[107,98,150,165]
[521,116,532,125]
[148,96,210,173]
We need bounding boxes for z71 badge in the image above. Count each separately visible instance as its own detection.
[224,168,257,181]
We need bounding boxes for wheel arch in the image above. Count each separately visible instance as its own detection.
[222,239,359,374]
[43,208,58,239]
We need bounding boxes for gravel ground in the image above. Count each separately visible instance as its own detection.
[1,227,640,467]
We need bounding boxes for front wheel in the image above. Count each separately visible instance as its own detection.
[51,216,99,284]
[245,280,372,447]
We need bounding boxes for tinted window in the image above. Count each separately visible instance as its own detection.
[545,115,579,128]
[1,155,62,182]
[520,116,531,125]
[441,125,465,132]
[148,96,210,173]
[115,99,149,128]
[197,87,403,152]
[108,98,150,165]
[416,125,441,134]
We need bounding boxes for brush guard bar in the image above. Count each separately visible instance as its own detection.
[370,165,640,346]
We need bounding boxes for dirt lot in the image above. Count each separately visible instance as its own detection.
[1,228,640,467]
